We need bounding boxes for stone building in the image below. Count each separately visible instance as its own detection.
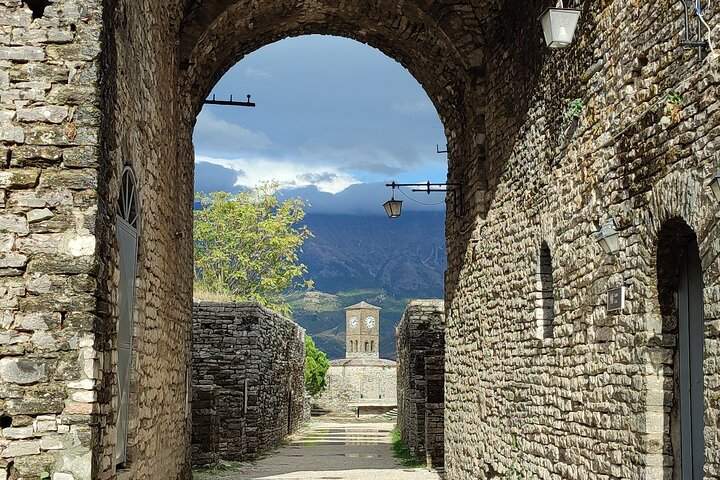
[316,302,397,414]
[191,302,308,466]
[1,1,720,479]
[396,300,445,470]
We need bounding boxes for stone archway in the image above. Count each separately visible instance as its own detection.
[93,2,491,478]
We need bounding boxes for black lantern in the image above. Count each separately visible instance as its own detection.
[383,194,403,218]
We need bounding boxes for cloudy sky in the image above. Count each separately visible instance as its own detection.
[193,34,448,213]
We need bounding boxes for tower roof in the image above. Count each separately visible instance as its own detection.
[344,301,381,311]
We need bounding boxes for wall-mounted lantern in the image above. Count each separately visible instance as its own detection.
[383,181,463,218]
[595,219,620,254]
[710,171,720,202]
[383,186,403,218]
[539,1,581,49]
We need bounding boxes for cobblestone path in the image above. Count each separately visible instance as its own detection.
[194,420,441,480]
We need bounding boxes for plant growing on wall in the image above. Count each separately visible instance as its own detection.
[566,98,584,120]
[304,335,330,396]
[661,91,682,125]
[194,183,314,316]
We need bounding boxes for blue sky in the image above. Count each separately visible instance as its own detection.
[193,34,448,209]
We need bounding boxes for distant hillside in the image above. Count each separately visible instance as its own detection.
[300,212,445,299]
[288,288,435,360]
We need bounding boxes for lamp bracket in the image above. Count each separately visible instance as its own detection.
[677,0,710,61]
[385,181,465,218]
[436,144,448,154]
[204,94,256,108]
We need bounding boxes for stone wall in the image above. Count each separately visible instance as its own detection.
[445,2,720,480]
[4,1,720,479]
[190,385,219,468]
[192,302,307,462]
[396,300,445,470]
[0,2,105,479]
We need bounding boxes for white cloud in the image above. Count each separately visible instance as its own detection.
[245,67,272,79]
[195,155,360,194]
[194,110,271,154]
[390,100,435,115]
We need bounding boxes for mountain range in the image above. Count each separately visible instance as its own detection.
[194,160,447,359]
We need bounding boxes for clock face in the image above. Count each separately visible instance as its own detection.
[364,316,375,328]
[349,316,359,329]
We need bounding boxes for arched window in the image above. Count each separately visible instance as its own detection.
[364,341,369,352]
[535,242,554,339]
[116,167,139,466]
[355,340,358,351]
[370,340,374,352]
[348,341,353,352]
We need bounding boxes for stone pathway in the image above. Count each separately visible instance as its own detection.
[194,419,441,480]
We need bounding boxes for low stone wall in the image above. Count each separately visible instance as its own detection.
[192,302,308,463]
[396,300,445,469]
[316,358,397,414]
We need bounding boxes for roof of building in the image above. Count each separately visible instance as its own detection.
[330,357,397,367]
[344,301,381,311]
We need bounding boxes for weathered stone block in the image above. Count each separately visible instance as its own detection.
[0,358,46,384]
[0,123,24,143]
[17,106,69,124]
[0,439,41,457]
[0,46,43,61]
[0,168,39,188]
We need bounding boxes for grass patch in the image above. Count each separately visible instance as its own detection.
[390,427,426,468]
[192,460,244,478]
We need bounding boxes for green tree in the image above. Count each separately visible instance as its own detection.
[304,335,330,396]
[194,185,313,315]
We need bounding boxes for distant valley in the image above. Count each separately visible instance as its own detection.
[291,212,446,360]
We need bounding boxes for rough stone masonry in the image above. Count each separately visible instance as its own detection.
[0,0,719,479]
[396,300,445,470]
[192,302,308,465]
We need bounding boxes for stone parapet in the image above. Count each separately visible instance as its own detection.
[192,302,306,462]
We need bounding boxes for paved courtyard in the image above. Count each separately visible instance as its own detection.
[194,420,442,480]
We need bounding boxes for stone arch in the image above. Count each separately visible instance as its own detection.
[640,172,719,480]
[654,218,705,479]
[175,0,490,215]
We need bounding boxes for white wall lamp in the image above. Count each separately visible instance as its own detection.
[595,219,621,255]
[709,171,720,202]
[540,1,582,49]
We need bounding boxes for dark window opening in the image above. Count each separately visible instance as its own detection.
[23,0,49,19]
[0,416,12,428]
[535,242,554,339]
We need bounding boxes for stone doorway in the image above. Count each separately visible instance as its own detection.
[656,218,706,480]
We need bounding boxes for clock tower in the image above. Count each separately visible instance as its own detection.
[345,301,381,359]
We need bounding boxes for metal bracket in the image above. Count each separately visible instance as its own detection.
[677,0,710,61]
[385,181,464,217]
[436,144,448,154]
[203,94,256,108]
